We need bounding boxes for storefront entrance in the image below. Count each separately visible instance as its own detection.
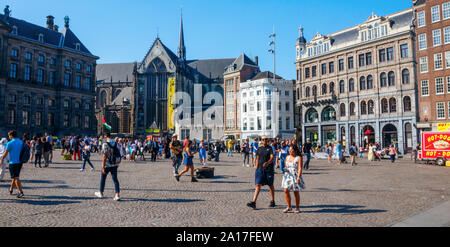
[322,125,336,146]
[382,124,398,148]
[361,125,375,148]
[305,126,319,147]
[404,123,412,153]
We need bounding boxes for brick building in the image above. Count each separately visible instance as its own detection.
[413,0,450,131]
[0,6,99,138]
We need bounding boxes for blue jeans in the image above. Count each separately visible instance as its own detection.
[99,166,120,193]
[280,153,287,172]
[303,153,311,169]
[82,158,94,170]
[172,156,182,174]
[227,148,233,157]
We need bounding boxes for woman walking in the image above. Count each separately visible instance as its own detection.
[81,140,95,171]
[175,140,198,182]
[34,138,43,168]
[326,144,333,163]
[281,145,305,214]
[368,144,374,162]
[0,138,9,181]
[199,140,207,166]
[389,145,397,163]
[29,137,36,164]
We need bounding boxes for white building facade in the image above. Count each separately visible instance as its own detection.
[240,72,295,140]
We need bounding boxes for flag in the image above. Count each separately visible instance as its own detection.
[102,117,112,131]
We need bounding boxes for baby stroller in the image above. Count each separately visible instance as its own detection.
[207,150,216,161]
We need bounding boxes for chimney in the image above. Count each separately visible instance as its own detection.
[254,56,259,66]
[46,15,54,29]
[53,25,59,32]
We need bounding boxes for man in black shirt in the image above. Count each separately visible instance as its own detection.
[170,135,183,181]
[302,138,314,170]
[247,136,275,209]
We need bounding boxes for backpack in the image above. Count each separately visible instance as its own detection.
[106,142,121,167]
[20,142,31,164]
[349,146,356,155]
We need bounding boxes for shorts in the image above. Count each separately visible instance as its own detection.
[199,150,206,159]
[255,169,274,187]
[9,163,23,179]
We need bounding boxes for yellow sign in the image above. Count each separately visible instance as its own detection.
[146,129,160,134]
[168,77,176,129]
[437,123,450,132]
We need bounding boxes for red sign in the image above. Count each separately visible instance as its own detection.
[421,132,450,159]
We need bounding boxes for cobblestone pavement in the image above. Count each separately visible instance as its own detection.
[0,152,449,227]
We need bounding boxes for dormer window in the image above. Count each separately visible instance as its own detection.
[38,33,44,43]
[11,26,18,35]
[75,43,81,51]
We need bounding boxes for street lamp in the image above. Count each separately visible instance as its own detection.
[268,25,276,82]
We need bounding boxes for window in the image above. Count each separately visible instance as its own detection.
[37,69,43,83]
[305,68,310,78]
[444,2,450,20]
[446,51,450,68]
[339,59,344,71]
[312,66,317,77]
[367,75,373,89]
[444,27,450,44]
[76,63,81,70]
[257,90,262,96]
[366,52,372,65]
[447,76,450,93]
[24,66,31,81]
[388,71,395,86]
[64,100,69,108]
[243,103,247,113]
[38,55,44,63]
[432,5,440,23]
[322,83,327,95]
[330,82,335,94]
[348,57,354,69]
[420,57,428,73]
[38,34,44,43]
[8,94,16,103]
[368,100,374,114]
[278,117,282,130]
[433,29,442,46]
[436,78,445,95]
[360,76,366,90]
[349,78,355,92]
[312,86,317,96]
[8,109,15,125]
[257,101,261,111]
[435,53,443,70]
[381,98,389,113]
[36,112,42,126]
[350,102,356,116]
[22,110,29,125]
[249,102,254,112]
[400,44,408,58]
[76,75,81,88]
[249,118,254,131]
[321,63,327,75]
[84,116,90,129]
[49,71,55,85]
[437,102,445,119]
[285,102,290,112]
[387,47,394,61]
[286,117,290,130]
[418,34,427,50]
[63,114,69,127]
[64,73,70,87]
[418,11,425,27]
[243,119,247,131]
[421,80,429,96]
[49,99,55,107]
[11,48,18,57]
[305,87,310,97]
[50,58,56,65]
[257,117,262,130]
[23,96,30,104]
[389,98,397,113]
[65,60,71,68]
[380,72,387,87]
[404,96,412,112]
[76,43,81,51]
[9,63,17,78]
[361,101,367,115]
[402,69,410,84]
[340,103,346,117]
[25,52,32,61]
[379,49,386,62]
[266,101,271,111]
[339,80,345,94]
[329,62,334,73]
[266,116,272,130]
[359,54,365,67]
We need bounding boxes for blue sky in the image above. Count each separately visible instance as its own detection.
[7,0,412,79]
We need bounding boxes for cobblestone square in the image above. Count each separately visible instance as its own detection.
[0,152,449,227]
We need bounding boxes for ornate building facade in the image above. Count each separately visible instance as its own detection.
[0,6,98,137]
[295,8,418,154]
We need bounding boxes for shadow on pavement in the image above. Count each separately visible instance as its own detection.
[300,204,387,214]
[123,198,205,203]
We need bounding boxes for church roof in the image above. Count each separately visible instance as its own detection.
[0,13,95,56]
[187,58,235,80]
[110,87,133,106]
[96,63,136,83]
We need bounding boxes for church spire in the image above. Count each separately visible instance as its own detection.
[177,8,186,62]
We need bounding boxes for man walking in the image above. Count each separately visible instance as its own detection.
[302,138,314,170]
[1,130,25,198]
[170,135,183,179]
[247,136,276,210]
[350,143,358,166]
[95,132,121,201]
[227,138,234,157]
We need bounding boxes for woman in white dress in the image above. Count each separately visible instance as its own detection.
[0,138,10,181]
[282,145,305,214]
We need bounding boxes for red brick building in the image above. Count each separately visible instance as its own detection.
[414,0,450,131]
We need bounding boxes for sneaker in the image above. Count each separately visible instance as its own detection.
[90,168,95,171]
[191,177,198,183]
[295,208,301,214]
[247,201,256,209]
[80,169,84,172]
[175,175,180,182]
[17,192,24,198]
[269,201,276,208]
[283,207,292,213]
[9,190,13,195]
[246,164,250,167]
[113,195,121,201]
[94,192,103,199]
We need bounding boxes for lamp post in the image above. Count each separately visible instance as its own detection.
[268,25,276,82]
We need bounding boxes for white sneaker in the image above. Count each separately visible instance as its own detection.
[114,195,121,201]
[95,192,103,198]
[90,168,95,171]
[80,169,84,172]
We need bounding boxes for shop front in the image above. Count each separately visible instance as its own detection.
[305,126,319,147]
[322,125,336,146]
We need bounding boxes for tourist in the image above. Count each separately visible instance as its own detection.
[34,138,43,168]
[251,138,259,167]
[0,138,9,182]
[302,138,314,170]
[349,143,358,166]
[81,140,95,171]
[242,139,250,167]
[281,145,304,214]
[199,140,207,166]
[279,141,288,172]
[336,141,343,165]
[359,146,364,159]
[72,137,81,161]
[170,135,183,178]
[1,130,25,198]
[45,133,53,163]
[368,144,374,162]
[175,140,198,182]
[227,138,234,157]
[151,139,158,162]
[95,133,121,201]
[183,136,190,148]
[247,136,276,210]
[42,137,52,167]
[326,144,333,163]
[29,137,36,164]
[389,145,397,163]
